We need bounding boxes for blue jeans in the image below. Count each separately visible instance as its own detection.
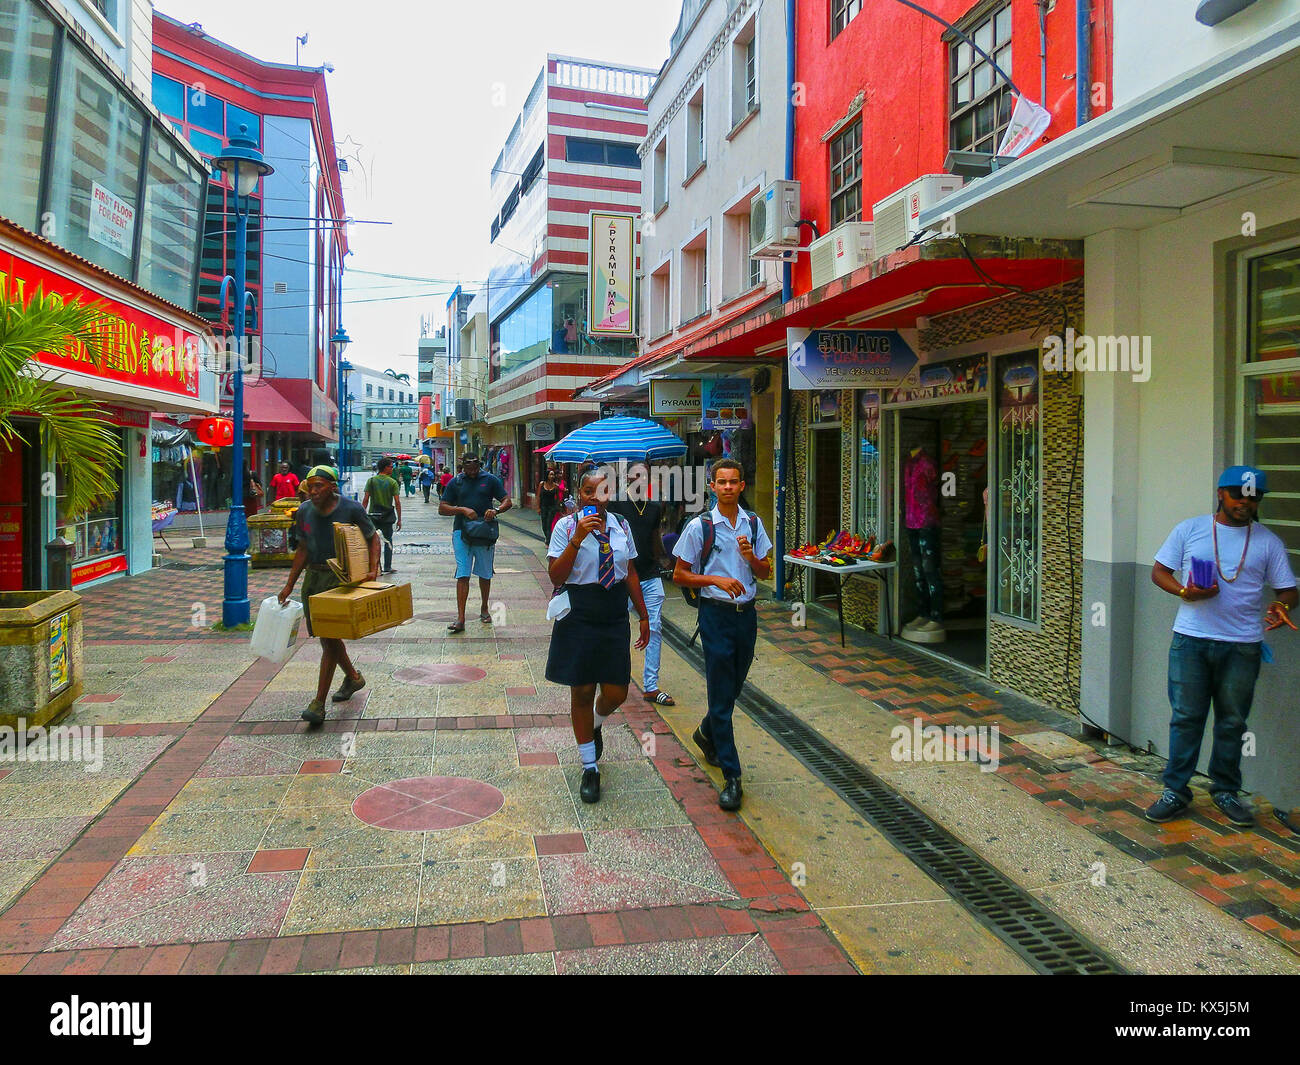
[696,600,758,779]
[633,577,665,692]
[1163,633,1261,799]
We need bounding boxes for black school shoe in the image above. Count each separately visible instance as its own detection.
[719,777,743,811]
[1212,791,1254,827]
[1144,789,1189,823]
[692,726,720,767]
[580,768,601,804]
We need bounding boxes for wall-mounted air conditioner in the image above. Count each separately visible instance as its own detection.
[749,179,801,260]
[454,398,476,423]
[871,174,964,258]
[809,222,874,289]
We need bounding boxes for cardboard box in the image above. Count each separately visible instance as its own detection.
[329,523,372,584]
[308,581,413,639]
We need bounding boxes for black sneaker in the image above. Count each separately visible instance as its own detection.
[593,725,603,762]
[692,726,720,767]
[1144,789,1190,823]
[719,777,743,811]
[580,768,601,804]
[1212,791,1254,827]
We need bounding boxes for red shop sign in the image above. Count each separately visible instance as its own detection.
[71,553,129,585]
[1,249,203,401]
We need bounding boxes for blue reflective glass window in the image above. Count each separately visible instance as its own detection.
[187,128,224,158]
[226,103,260,143]
[186,85,225,133]
[153,74,184,120]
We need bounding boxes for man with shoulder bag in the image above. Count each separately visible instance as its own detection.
[439,453,511,633]
[362,457,402,575]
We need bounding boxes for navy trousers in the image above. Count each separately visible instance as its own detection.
[696,599,758,779]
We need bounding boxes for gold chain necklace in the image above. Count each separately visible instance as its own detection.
[1212,514,1251,583]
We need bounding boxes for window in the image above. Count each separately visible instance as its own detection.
[722,204,761,301]
[388,388,395,401]
[366,383,373,397]
[731,17,758,127]
[46,44,146,278]
[856,391,882,541]
[681,233,708,322]
[994,352,1040,623]
[685,86,705,177]
[0,0,58,230]
[829,119,862,227]
[831,0,862,40]
[520,144,544,193]
[152,73,185,121]
[652,138,668,212]
[55,438,125,570]
[1241,244,1300,567]
[185,83,224,135]
[225,103,260,143]
[564,138,640,169]
[649,261,672,338]
[138,126,205,308]
[949,2,1013,154]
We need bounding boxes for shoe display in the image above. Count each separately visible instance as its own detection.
[1212,791,1254,827]
[902,616,927,632]
[867,540,895,562]
[593,725,603,761]
[331,672,366,703]
[580,767,601,804]
[301,699,326,728]
[719,777,743,811]
[1144,789,1190,823]
[692,726,720,767]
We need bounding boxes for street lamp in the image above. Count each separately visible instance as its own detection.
[213,123,274,628]
[332,326,351,476]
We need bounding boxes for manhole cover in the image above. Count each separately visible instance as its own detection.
[393,664,487,684]
[352,776,503,830]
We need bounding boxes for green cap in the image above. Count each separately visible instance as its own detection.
[306,465,339,483]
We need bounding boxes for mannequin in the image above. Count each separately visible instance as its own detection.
[902,444,946,643]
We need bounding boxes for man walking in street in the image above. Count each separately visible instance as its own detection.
[1146,465,1297,827]
[277,465,380,726]
[673,458,772,810]
[363,458,402,575]
[439,453,512,634]
[419,463,436,503]
[269,461,299,502]
[610,461,675,707]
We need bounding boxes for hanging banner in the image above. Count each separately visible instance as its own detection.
[702,379,752,430]
[650,379,702,416]
[588,211,636,336]
[996,95,1052,158]
[887,352,989,404]
[787,328,918,390]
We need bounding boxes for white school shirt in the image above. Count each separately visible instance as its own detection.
[1154,515,1296,642]
[673,506,773,604]
[548,511,637,585]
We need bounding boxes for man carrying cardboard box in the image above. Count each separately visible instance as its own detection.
[277,465,382,726]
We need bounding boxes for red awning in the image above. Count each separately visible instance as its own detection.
[240,380,313,432]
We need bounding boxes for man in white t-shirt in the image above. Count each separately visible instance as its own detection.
[1146,465,1297,827]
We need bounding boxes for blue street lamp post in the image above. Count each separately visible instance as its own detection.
[213,125,274,628]
[333,328,351,476]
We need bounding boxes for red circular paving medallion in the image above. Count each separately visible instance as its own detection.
[352,776,504,831]
[393,664,487,685]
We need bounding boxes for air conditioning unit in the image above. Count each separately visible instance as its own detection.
[454,398,475,423]
[749,179,801,260]
[809,222,874,289]
[871,174,965,258]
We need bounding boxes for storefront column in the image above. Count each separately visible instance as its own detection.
[1081,229,1143,740]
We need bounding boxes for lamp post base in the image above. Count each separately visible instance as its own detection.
[223,503,252,627]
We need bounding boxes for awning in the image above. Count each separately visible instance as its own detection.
[919,16,1300,238]
[669,243,1082,366]
[240,380,313,432]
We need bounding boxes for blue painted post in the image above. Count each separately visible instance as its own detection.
[222,161,251,628]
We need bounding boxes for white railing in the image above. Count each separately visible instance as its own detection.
[554,60,655,99]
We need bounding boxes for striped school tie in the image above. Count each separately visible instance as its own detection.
[592,528,617,589]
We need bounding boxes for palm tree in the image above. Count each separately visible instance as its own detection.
[0,285,124,522]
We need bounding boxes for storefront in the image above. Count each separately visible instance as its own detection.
[2,222,217,591]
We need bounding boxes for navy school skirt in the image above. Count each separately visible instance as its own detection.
[545,582,632,687]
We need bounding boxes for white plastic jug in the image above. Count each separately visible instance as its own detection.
[250,596,304,663]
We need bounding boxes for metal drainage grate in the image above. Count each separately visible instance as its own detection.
[662,621,1124,976]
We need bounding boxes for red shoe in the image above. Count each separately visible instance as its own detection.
[868,540,895,562]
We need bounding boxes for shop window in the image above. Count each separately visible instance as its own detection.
[829,119,862,227]
[993,353,1040,624]
[949,2,1013,154]
[56,447,124,567]
[46,44,146,277]
[0,0,57,230]
[856,391,882,539]
[1241,244,1300,568]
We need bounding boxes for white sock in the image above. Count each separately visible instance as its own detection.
[578,741,598,771]
[594,707,612,728]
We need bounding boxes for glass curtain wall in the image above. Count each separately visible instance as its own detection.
[0,0,56,230]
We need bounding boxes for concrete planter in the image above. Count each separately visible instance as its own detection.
[0,590,83,731]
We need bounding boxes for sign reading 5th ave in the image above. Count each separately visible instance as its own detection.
[589,211,635,337]
[787,328,918,390]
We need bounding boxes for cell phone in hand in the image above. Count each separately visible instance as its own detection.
[582,505,598,518]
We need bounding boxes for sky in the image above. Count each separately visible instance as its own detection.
[157,0,683,378]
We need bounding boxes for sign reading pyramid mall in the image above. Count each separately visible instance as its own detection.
[588,211,636,337]
[650,379,702,416]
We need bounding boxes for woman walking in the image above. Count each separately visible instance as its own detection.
[546,467,650,804]
[538,464,562,539]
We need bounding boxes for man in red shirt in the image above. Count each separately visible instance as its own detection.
[269,461,300,501]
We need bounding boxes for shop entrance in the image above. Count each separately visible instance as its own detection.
[0,422,42,591]
[895,399,989,671]
[809,427,842,598]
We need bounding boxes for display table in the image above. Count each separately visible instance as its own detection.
[783,555,896,647]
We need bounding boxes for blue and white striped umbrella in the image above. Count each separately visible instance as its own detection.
[547,416,687,463]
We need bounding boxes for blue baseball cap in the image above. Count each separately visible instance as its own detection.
[1218,465,1267,496]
